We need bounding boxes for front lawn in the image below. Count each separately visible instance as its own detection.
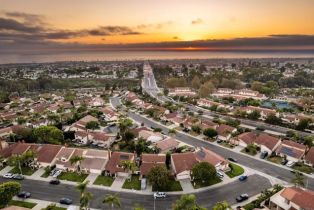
[9,200,37,209]
[58,171,88,182]
[93,175,115,186]
[152,178,183,191]
[226,163,245,178]
[292,162,314,174]
[241,144,259,156]
[220,142,235,149]
[10,166,36,176]
[41,167,53,178]
[122,175,141,190]
[42,205,67,210]
[267,156,283,164]
[191,176,222,189]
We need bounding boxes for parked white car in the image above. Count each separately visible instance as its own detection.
[2,173,14,179]
[286,161,295,167]
[52,169,62,178]
[217,171,224,179]
[154,192,166,198]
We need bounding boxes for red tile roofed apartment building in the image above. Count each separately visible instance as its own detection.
[105,151,135,177]
[238,132,281,154]
[140,154,166,179]
[269,187,314,210]
[304,147,314,167]
[195,147,229,172]
[171,152,198,180]
[276,140,307,162]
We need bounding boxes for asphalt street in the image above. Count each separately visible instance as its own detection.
[127,111,314,191]
[0,174,271,210]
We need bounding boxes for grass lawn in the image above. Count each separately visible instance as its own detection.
[9,200,37,208]
[58,171,88,182]
[122,175,141,190]
[93,175,115,186]
[152,178,183,192]
[267,156,283,164]
[41,167,52,178]
[226,163,245,178]
[41,206,67,210]
[221,142,235,149]
[241,145,258,156]
[292,163,314,174]
[10,166,36,176]
[191,176,222,189]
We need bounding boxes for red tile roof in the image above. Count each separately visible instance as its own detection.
[305,147,314,165]
[105,151,135,174]
[280,187,314,210]
[216,124,235,137]
[195,147,228,167]
[171,152,198,174]
[37,144,62,164]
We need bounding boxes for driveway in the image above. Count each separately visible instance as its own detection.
[179,179,194,192]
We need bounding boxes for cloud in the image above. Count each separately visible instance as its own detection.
[0,11,142,43]
[136,21,172,30]
[191,18,203,25]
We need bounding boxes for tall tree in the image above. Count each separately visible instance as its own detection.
[172,194,207,210]
[0,181,21,208]
[70,155,84,173]
[147,165,170,191]
[191,162,216,184]
[212,201,231,210]
[32,125,64,144]
[103,194,121,210]
[292,171,305,188]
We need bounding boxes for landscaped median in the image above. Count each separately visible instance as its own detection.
[57,171,88,182]
[226,163,245,178]
[93,175,115,187]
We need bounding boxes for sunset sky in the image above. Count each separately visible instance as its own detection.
[1,0,314,53]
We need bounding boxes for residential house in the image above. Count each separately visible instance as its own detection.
[101,107,119,121]
[168,87,197,97]
[304,147,314,167]
[105,151,135,177]
[67,115,99,132]
[199,119,219,130]
[140,154,166,179]
[80,149,108,174]
[238,132,281,154]
[89,97,105,107]
[216,124,237,141]
[162,113,186,126]
[195,147,230,172]
[171,152,198,180]
[276,140,307,162]
[155,137,180,153]
[34,144,62,168]
[269,187,314,210]
[138,130,164,143]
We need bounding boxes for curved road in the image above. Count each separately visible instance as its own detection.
[0,175,271,210]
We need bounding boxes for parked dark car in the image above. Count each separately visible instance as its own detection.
[281,159,288,165]
[17,191,31,198]
[12,174,24,180]
[236,194,249,202]
[60,198,73,205]
[182,128,190,132]
[228,157,238,162]
[49,179,60,185]
[239,175,248,181]
[260,151,268,159]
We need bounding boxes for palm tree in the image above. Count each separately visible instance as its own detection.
[168,129,177,136]
[121,160,136,179]
[172,194,207,210]
[212,201,231,210]
[103,194,121,210]
[8,154,24,175]
[70,155,84,173]
[292,171,305,188]
[76,180,89,195]
[80,191,93,210]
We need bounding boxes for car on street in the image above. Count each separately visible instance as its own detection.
[153,192,166,198]
[50,179,60,185]
[2,173,14,179]
[236,194,249,202]
[286,161,295,167]
[228,157,237,162]
[239,175,248,181]
[60,198,73,205]
[17,191,31,198]
[12,174,24,180]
